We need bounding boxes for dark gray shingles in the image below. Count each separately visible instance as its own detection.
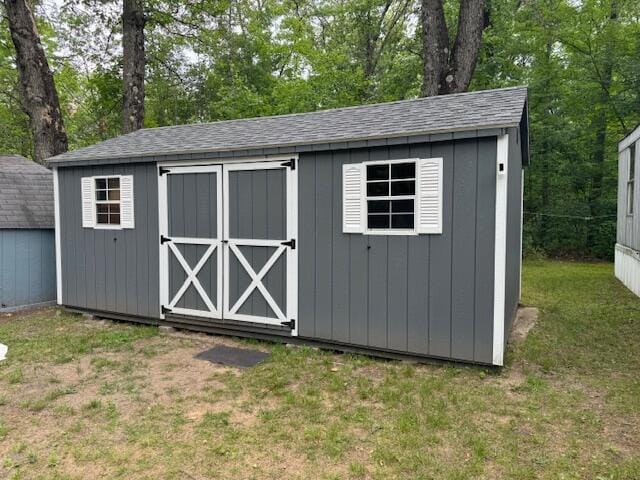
[0,155,53,228]
[49,86,527,164]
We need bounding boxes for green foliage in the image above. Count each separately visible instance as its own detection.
[0,0,638,257]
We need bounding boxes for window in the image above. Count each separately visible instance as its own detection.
[628,142,636,216]
[342,157,442,235]
[366,161,416,231]
[95,177,121,225]
[81,175,134,229]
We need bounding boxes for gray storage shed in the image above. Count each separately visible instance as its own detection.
[0,155,56,311]
[48,86,529,365]
[616,125,640,296]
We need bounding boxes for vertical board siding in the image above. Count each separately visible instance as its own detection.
[474,139,497,361]
[504,128,523,341]
[58,163,160,318]
[451,140,478,361]
[314,152,334,339]
[299,139,498,363]
[0,229,56,310]
[428,141,454,358]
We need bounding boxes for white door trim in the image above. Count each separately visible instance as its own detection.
[157,154,297,169]
[158,164,223,320]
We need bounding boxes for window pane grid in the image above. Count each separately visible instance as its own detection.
[95,177,121,225]
[365,161,416,231]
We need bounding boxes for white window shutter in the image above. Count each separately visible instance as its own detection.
[416,157,443,234]
[120,175,135,229]
[81,177,96,228]
[342,163,365,233]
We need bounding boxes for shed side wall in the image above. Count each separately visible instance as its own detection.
[0,229,56,310]
[504,127,523,344]
[298,138,497,364]
[57,163,160,317]
[617,141,639,252]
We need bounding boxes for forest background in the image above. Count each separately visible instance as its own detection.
[1,0,639,258]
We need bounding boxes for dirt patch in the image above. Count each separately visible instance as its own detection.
[509,307,539,345]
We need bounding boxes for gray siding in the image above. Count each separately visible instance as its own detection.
[504,128,523,344]
[298,139,497,364]
[56,136,527,364]
[0,229,56,310]
[58,163,159,318]
[617,140,639,252]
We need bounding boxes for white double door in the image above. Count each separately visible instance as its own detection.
[159,160,297,332]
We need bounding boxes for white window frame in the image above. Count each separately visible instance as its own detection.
[363,158,419,236]
[93,175,123,230]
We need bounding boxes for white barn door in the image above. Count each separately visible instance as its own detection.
[223,160,298,333]
[159,165,223,319]
[159,159,298,334]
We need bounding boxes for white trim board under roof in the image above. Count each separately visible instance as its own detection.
[619,124,640,152]
[47,87,528,166]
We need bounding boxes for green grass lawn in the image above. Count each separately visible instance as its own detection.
[0,260,638,479]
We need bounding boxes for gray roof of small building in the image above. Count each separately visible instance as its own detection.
[0,155,54,229]
[48,86,527,165]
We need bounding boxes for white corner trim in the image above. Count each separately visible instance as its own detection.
[519,169,524,301]
[493,134,509,366]
[53,167,63,305]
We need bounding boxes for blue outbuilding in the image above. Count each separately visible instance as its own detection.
[0,155,56,312]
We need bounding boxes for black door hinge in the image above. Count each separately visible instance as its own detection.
[159,167,171,176]
[281,159,295,170]
[160,234,172,244]
[281,239,296,249]
[281,319,295,329]
[161,305,172,314]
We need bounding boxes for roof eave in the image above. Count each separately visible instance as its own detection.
[47,124,519,166]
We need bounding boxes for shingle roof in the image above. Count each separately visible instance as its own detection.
[48,86,527,164]
[0,155,54,229]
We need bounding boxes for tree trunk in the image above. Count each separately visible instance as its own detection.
[4,0,68,163]
[421,0,487,97]
[586,1,617,251]
[420,0,448,97]
[122,0,145,133]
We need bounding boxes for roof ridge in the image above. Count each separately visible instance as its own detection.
[135,85,528,134]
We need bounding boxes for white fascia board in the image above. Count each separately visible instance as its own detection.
[619,125,640,152]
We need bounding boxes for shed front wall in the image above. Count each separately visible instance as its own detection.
[0,229,56,310]
[57,163,160,318]
[58,138,502,364]
[298,138,497,364]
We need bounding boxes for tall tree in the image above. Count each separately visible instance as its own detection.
[122,0,145,133]
[421,0,488,96]
[4,0,68,163]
